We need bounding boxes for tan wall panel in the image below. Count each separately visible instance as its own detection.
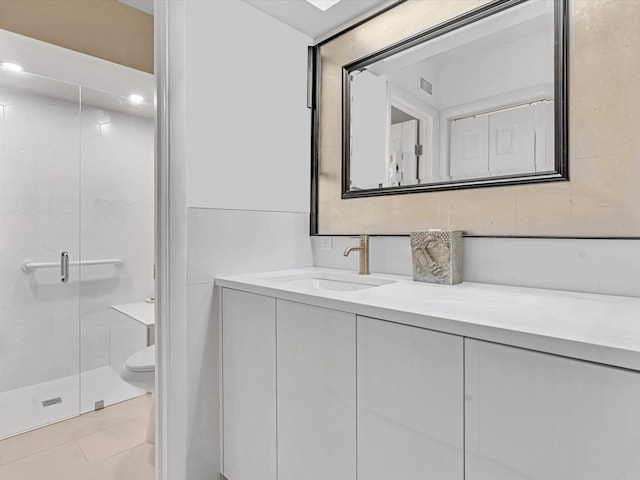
[317,0,640,237]
[0,0,153,73]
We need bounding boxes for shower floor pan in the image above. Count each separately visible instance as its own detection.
[0,366,145,440]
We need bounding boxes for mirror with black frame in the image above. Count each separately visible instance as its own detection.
[343,0,567,198]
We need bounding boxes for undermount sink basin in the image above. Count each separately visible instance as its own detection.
[271,272,397,292]
[285,278,374,291]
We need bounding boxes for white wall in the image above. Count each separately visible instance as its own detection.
[185,1,310,213]
[312,236,640,298]
[386,58,440,109]
[379,26,552,114]
[438,31,553,109]
[0,84,154,394]
[179,1,313,478]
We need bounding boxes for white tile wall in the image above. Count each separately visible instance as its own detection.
[80,104,154,377]
[187,208,313,284]
[312,236,640,297]
[0,84,154,395]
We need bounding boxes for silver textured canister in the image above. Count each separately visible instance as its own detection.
[410,230,463,285]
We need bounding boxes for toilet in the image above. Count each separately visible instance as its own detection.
[121,345,156,443]
[121,345,155,392]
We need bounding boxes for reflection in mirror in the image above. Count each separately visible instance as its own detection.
[346,0,562,194]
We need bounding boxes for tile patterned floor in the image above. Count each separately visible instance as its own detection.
[0,394,154,480]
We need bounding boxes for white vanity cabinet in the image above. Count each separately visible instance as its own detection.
[218,270,640,480]
[357,316,464,480]
[221,289,277,480]
[465,339,640,480]
[276,300,356,480]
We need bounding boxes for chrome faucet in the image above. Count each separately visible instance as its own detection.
[344,235,370,275]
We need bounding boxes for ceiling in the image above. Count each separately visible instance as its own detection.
[0,29,154,117]
[118,0,154,16]
[369,0,553,75]
[117,0,397,41]
[243,0,393,40]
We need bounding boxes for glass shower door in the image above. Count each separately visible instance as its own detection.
[79,87,154,413]
[0,68,81,438]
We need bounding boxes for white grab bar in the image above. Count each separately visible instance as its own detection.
[22,258,124,272]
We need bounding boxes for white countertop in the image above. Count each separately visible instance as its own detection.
[111,301,155,326]
[215,268,640,371]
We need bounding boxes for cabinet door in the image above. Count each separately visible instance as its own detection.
[357,316,464,480]
[465,339,640,480]
[222,289,276,480]
[277,300,356,480]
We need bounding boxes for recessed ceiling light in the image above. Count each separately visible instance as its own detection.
[304,0,342,12]
[1,62,24,72]
[128,94,145,104]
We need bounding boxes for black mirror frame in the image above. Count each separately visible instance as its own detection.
[313,0,568,204]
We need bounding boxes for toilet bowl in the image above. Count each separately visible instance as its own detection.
[121,345,156,444]
[120,345,155,393]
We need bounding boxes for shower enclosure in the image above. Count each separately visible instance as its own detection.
[0,67,154,439]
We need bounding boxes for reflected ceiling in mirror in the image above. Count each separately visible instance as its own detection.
[342,0,567,198]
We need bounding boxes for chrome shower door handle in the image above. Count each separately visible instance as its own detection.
[60,251,69,283]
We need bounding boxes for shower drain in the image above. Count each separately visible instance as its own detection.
[41,397,62,407]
